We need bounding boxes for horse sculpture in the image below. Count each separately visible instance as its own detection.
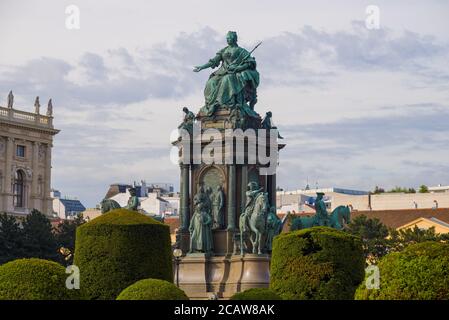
[247,192,269,254]
[291,205,351,231]
[100,198,121,214]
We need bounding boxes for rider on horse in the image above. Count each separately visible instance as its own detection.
[240,181,264,233]
[314,192,330,226]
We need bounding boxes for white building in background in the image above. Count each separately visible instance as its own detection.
[429,184,449,193]
[104,181,179,216]
[161,195,179,215]
[51,189,86,220]
[277,186,449,213]
[140,193,171,216]
[108,189,131,207]
[277,187,368,213]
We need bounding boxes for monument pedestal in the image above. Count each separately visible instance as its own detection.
[173,71,285,299]
[177,253,270,299]
[177,254,208,299]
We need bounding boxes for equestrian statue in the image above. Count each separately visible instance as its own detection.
[291,192,351,231]
[239,182,287,255]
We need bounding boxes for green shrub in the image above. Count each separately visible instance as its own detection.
[355,241,449,300]
[230,288,282,300]
[74,209,173,300]
[270,227,365,300]
[116,278,188,300]
[0,258,77,300]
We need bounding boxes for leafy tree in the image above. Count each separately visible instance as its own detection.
[347,215,449,264]
[356,242,449,300]
[116,279,189,300]
[0,213,24,264]
[270,227,365,300]
[386,186,416,193]
[54,214,86,265]
[372,186,385,194]
[387,186,406,193]
[389,226,441,252]
[74,209,173,300]
[419,185,429,193]
[346,215,389,264]
[21,209,58,262]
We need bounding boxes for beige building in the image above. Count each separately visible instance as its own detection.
[351,208,449,230]
[397,217,449,234]
[0,92,59,216]
[277,187,449,213]
[81,208,102,222]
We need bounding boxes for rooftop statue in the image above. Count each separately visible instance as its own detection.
[7,90,14,109]
[34,96,40,114]
[47,99,53,116]
[291,192,351,231]
[193,31,260,118]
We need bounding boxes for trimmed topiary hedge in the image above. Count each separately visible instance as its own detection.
[270,227,365,300]
[230,288,282,300]
[74,209,173,300]
[0,258,77,300]
[116,278,189,300]
[355,241,449,300]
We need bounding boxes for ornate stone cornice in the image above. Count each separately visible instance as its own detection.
[0,119,60,136]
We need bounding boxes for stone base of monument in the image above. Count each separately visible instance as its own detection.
[177,253,271,300]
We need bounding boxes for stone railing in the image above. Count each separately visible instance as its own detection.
[0,106,53,128]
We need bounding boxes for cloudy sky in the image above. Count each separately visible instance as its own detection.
[1,0,449,207]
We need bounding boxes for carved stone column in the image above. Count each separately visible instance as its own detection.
[4,137,14,212]
[44,143,53,214]
[180,164,190,231]
[31,142,39,207]
[227,164,236,231]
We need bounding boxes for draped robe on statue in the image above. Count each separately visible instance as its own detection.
[200,45,259,116]
[189,202,213,253]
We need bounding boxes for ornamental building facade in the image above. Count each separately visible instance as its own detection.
[0,92,59,216]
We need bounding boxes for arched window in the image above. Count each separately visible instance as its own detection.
[13,170,25,208]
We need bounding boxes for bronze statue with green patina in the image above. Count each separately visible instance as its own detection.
[291,192,351,231]
[211,185,225,230]
[100,187,140,214]
[265,206,282,252]
[261,111,284,139]
[193,31,260,118]
[189,186,214,254]
[178,107,195,134]
[124,187,139,211]
[239,181,269,255]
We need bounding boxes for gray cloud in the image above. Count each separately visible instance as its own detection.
[79,52,108,81]
[276,103,449,192]
[1,25,448,206]
[2,24,448,108]
[283,103,449,154]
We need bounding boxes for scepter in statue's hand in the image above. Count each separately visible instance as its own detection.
[225,41,262,74]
